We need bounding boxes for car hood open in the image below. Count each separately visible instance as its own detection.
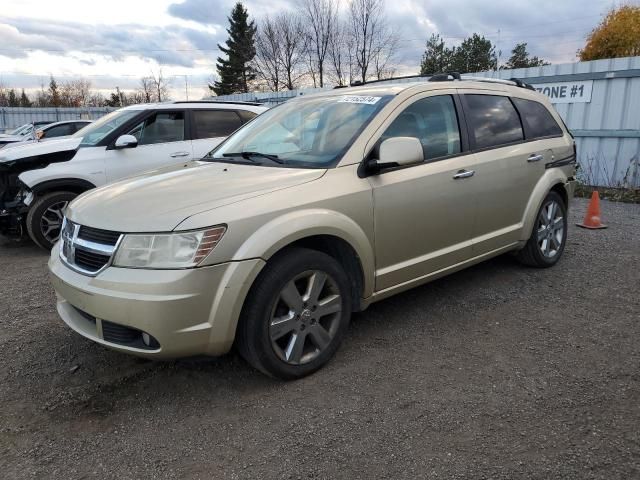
[0,137,81,163]
[66,161,326,232]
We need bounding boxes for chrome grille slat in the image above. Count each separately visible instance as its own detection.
[60,219,122,276]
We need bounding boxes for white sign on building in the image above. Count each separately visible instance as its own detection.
[534,80,593,104]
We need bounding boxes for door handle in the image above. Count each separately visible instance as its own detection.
[453,169,475,180]
[528,154,544,162]
[170,151,190,158]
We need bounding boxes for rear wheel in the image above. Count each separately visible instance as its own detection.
[237,247,352,380]
[26,191,77,250]
[517,191,567,268]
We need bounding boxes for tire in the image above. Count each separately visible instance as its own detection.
[237,247,352,380]
[26,191,77,250]
[517,191,567,268]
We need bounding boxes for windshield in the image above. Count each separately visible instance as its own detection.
[73,109,140,146]
[206,94,393,168]
[10,124,32,136]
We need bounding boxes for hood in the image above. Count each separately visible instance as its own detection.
[67,161,326,232]
[0,134,23,142]
[0,137,80,176]
[0,136,81,163]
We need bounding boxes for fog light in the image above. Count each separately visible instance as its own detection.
[142,332,151,346]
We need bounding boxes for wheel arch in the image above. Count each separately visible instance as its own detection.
[521,172,570,241]
[30,178,96,196]
[222,208,375,307]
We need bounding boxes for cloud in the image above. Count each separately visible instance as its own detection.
[167,0,609,68]
[0,16,226,68]
[167,0,295,25]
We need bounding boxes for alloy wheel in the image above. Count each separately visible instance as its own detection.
[536,199,564,258]
[40,200,68,244]
[269,270,342,365]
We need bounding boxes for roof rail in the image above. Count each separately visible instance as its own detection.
[429,72,462,82]
[173,100,264,106]
[509,77,537,91]
[349,74,429,87]
[429,73,536,91]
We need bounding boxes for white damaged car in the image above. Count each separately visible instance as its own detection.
[0,101,266,249]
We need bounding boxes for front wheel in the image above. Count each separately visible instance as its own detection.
[26,191,77,250]
[237,247,352,380]
[517,191,567,268]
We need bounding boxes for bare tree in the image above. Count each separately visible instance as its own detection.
[302,0,337,88]
[150,69,170,102]
[277,13,307,90]
[138,77,155,102]
[373,33,399,80]
[328,18,349,86]
[348,0,397,83]
[254,16,282,91]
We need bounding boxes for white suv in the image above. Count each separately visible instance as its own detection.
[0,101,266,249]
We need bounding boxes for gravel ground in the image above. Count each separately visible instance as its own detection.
[0,197,639,480]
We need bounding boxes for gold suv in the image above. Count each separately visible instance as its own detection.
[49,77,577,379]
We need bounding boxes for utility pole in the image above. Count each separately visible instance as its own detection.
[496,29,501,71]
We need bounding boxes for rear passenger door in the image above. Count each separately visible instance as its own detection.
[189,109,245,159]
[460,92,545,255]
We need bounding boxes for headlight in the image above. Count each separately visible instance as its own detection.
[113,226,226,269]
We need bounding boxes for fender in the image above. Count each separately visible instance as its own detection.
[520,169,570,242]
[231,208,376,298]
[30,178,96,195]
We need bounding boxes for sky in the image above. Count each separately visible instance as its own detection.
[0,0,614,100]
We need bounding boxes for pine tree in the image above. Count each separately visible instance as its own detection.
[49,76,61,107]
[212,2,257,95]
[7,89,19,107]
[19,89,32,107]
[504,43,549,69]
[449,34,497,73]
[420,34,454,75]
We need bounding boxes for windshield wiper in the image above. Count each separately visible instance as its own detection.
[222,151,284,164]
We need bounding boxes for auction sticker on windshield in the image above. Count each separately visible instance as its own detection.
[338,95,382,105]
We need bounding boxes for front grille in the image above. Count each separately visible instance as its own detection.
[78,226,121,246]
[74,249,111,271]
[61,219,121,275]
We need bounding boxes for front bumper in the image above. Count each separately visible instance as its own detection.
[49,247,265,358]
[0,200,28,237]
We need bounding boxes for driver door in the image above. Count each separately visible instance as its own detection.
[367,92,477,291]
[105,110,191,182]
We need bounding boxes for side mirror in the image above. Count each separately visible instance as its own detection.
[114,134,138,150]
[361,137,424,176]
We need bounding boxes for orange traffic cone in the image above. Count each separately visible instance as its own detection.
[577,191,607,229]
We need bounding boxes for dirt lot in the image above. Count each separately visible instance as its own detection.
[1,198,639,479]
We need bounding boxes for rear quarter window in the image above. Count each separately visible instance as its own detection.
[512,98,563,139]
[464,94,524,150]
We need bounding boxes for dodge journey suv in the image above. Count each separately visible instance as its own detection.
[49,76,577,379]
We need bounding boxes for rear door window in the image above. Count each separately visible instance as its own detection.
[464,95,524,149]
[512,98,563,139]
[192,110,243,139]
